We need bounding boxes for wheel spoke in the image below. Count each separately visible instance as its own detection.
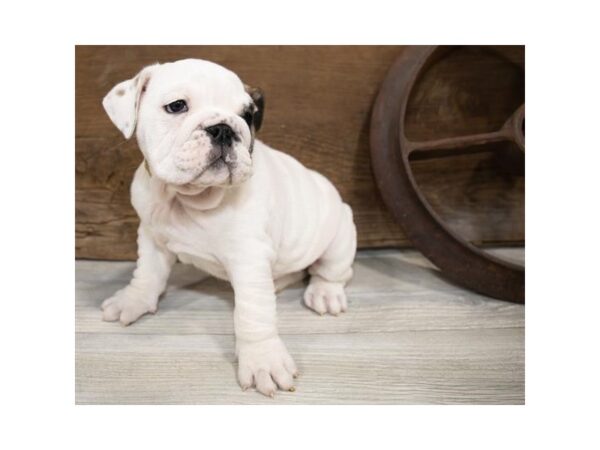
[406,130,509,158]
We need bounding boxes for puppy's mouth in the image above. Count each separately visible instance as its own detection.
[209,154,233,170]
[200,152,234,174]
[178,152,235,188]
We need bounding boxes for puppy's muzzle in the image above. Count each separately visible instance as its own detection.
[205,123,236,147]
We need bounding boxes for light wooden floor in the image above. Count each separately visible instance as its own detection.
[75,248,524,404]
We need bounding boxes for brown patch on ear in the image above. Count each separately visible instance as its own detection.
[141,78,148,92]
[134,74,151,115]
[244,84,265,132]
[116,89,125,96]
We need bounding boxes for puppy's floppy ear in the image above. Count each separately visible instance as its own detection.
[245,85,265,132]
[102,64,158,139]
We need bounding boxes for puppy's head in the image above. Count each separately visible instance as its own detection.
[102,59,264,187]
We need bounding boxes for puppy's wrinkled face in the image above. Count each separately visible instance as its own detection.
[103,59,263,188]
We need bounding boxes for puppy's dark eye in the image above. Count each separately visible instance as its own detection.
[242,110,253,127]
[164,100,188,114]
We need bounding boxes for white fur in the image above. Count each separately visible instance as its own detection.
[101,59,357,397]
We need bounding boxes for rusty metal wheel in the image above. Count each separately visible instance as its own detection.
[370,46,525,303]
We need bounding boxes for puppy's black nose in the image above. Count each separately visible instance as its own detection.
[205,123,235,147]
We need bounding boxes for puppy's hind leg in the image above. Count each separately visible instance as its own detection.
[304,204,357,316]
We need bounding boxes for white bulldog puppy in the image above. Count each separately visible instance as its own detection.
[101,59,357,397]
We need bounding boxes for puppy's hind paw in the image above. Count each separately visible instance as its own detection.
[303,276,347,316]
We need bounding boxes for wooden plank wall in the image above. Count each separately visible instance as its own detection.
[76,46,524,261]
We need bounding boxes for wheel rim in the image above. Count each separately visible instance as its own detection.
[370,45,525,303]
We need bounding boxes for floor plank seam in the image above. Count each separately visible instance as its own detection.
[76,326,524,339]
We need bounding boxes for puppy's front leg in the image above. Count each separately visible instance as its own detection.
[102,224,176,325]
[229,260,298,397]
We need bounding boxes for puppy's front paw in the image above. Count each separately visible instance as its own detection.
[236,336,299,397]
[101,287,157,326]
[303,276,348,315]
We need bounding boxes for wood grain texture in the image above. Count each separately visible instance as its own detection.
[405,46,524,140]
[75,248,525,404]
[76,46,524,260]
